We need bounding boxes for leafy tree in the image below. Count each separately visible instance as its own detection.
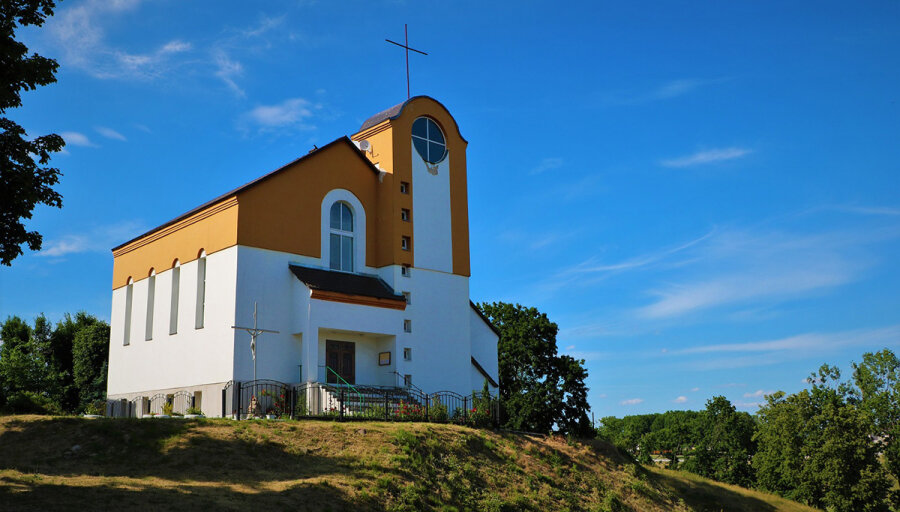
[0,0,65,265]
[753,365,889,512]
[48,312,103,411]
[72,321,110,410]
[852,349,900,506]
[683,396,756,487]
[0,313,111,414]
[0,315,46,408]
[477,302,592,436]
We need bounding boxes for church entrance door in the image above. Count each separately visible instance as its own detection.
[325,340,355,385]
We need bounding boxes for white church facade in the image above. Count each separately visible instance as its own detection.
[105,96,499,416]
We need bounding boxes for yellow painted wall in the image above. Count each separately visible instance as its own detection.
[112,97,472,290]
[235,141,394,267]
[111,198,238,289]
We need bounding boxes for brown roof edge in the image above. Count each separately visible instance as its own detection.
[471,356,499,388]
[111,137,381,252]
[356,95,468,143]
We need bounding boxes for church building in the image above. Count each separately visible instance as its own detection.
[105,96,500,416]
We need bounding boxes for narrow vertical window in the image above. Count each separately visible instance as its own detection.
[329,202,354,272]
[403,319,412,333]
[124,278,133,346]
[169,262,180,335]
[145,271,155,341]
[401,236,410,251]
[195,252,206,329]
[402,292,411,305]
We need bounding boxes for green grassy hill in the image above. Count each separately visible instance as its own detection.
[0,415,816,511]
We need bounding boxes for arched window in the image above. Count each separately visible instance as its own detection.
[195,250,206,329]
[124,277,134,346]
[329,201,354,271]
[145,269,156,341]
[169,260,180,335]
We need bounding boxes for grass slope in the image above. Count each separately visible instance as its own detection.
[0,415,816,511]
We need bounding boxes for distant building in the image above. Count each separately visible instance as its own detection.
[105,96,499,416]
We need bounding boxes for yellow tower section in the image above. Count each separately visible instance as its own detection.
[352,96,470,277]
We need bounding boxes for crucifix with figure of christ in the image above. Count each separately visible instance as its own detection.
[232,302,279,386]
[386,24,428,99]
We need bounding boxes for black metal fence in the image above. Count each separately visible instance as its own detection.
[103,391,196,418]
[222,380,499,427]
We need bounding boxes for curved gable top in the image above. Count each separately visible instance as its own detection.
[358,95,467,143]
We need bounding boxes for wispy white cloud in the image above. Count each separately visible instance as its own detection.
[49,1,193,80]
[734,401,764,410]
[620,398,644,406]
[39,221,146,258]
[660,147,752,168]
[213,49,245,97]
[690,387,700,392]
[530,157,564,175]
[245,98,317,131]
[636,227,880,319]
[673,396,688,404]
[743,389,774,398]
[679,325,900,356]
[601,78,728,106]
[832,205,900,217]
[95,126,126,141]
[242,15,285,38]
[61,131,97,148]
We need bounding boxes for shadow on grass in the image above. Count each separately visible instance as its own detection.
[0,417,402,485]
[0,474,374,512]
[646,469,780,512]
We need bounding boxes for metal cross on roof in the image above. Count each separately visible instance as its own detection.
[386,24,428,99]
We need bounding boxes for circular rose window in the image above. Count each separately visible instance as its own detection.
[411,117,447,164]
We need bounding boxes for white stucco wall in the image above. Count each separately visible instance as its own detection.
[411,146,453,273]
[395,267,473,394]
[233,245,309,384]
[470,307,500,393]
[107,246,238,397]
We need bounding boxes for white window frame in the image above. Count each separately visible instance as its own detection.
[320,189,367,273]
[403,319,412,333]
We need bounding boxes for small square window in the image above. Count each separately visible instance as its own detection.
[403,347,412,361]
[402,292,411,304]
[401,265,411,277]
[403,319,412,333]
[404,374,412,387]
[401,236,410,251]
[401,208,410,222]
[400,181,410,194]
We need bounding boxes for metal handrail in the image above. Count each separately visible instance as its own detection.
[322,366,364,401]
[391,370,426,395]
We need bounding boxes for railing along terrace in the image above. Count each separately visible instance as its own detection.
[221,380,499,427]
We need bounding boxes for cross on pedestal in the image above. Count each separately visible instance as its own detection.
[386,24,428,99]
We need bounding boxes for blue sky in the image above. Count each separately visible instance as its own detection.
[1,1,899,419]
